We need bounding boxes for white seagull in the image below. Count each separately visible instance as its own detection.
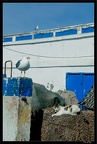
[16,55,30,77]
[35,25,39,30]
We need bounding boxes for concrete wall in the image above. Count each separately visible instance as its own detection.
[3,77,33,141]
[3,25,94,91]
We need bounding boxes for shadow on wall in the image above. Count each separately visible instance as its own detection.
[30,109,44,141]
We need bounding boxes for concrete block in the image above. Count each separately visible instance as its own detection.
[3,77,33,141]
[3,96,19,141]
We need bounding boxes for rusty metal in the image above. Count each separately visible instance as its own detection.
[4,60,13,77]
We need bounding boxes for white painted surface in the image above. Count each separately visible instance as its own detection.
[3,96,32,141]
[3,24,94,92]
[3,96,19,141]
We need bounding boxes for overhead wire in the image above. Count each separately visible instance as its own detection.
[3,47,93,59]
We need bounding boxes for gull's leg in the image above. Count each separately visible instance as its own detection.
[20,71,22,77]
[24,71,26,77]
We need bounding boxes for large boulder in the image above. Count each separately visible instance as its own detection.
[31,83,67,113]
[56,90,78,105]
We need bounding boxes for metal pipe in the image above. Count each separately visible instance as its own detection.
[4,60,12,77]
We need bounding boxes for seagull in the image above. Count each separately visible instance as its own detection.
[35,25,39,30]
[16,55,30,77]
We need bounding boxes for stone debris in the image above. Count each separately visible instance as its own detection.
[80,85,94,110]
[56,90,78,105]
[41,107,94,142]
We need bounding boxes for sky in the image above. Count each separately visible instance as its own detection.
[3,3,94,35]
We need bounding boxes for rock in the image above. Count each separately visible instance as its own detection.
[56,90,78,105]
[31,83,67,113]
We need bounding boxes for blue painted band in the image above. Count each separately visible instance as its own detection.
[16,35,32,41]
[34,32,53,39]
[3,37,12,42]
[2,74,6,78]
[3,77,33,97]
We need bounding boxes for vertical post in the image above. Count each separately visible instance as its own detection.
[12,36,16,42]
[77,27,82,34]
[53,31,56,37]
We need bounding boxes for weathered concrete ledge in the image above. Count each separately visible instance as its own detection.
[3,77,33,141]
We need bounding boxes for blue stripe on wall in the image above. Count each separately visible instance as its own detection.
[34,32,53,39]
[82,27,94,33]
[3,37,12,42]
[16,35,32,41]
[56,29,77,37]
[3,26,94,43]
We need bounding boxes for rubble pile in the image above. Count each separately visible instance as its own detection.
[80,85,94,110]
[41,107,94,142]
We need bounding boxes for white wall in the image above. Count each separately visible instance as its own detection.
[3,32,94,91]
